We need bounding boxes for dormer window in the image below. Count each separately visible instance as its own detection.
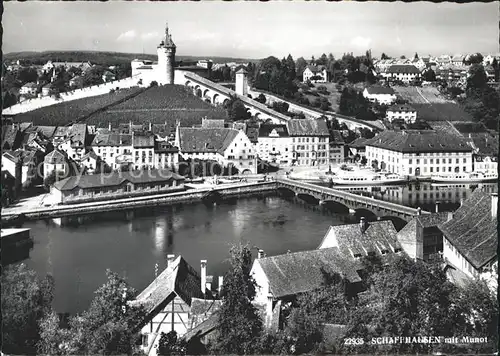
[353,253,362,259]
[381,249,389,255]
[394,248,402,253]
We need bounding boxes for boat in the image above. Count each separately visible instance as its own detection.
[327,173,408,186]
[431,172,498,183]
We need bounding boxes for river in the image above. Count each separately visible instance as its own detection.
[21,182,497,314]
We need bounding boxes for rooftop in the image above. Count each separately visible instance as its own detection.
[44,150,67,165]
[286,119,329,137]
[53,168,184,191]
[91,133,132,147]
[365,86,396,95]
[387,104,416,113]
[178,128,239,154]
[386,65,420,74]
[318,220,401,258]
[256,247,363,299]
[258,124,289,138]
[364,130,472,153]
[439,190,497,270]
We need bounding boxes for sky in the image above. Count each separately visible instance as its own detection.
[3,1,499,59]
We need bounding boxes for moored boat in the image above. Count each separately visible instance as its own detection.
[431,171,498,183]
[327,173,408,186]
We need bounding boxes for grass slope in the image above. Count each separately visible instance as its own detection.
[13,85,227,127]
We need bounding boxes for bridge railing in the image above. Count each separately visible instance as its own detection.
[276,178,430,215]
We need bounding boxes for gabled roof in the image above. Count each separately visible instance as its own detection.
[386,65,420,74]
[365,85,396,95]
[131,256,205,316]
[2,149,37,166]
[387,104,416,113]
[201,118,226,129]
[53,168,184,191]
[318,221,401,257]
[69,124,87,147]
[286,119,329,137]
[189,298,222,331]
[91,133,132,147]
[2,126,21,149]
[330,130,345,145]
[81,150,99,161]
[44,150,67,165]
[258,124,289,138]
[363,130,472,153]
[305,65,327,74]
[348,137,369,149]
[155,141,179,154]
[178,128,240,154]
[256,247,362,299]
[22,82,37,88]
[132,133,155,148]
[439,190,497,269]
[54,126,71,138]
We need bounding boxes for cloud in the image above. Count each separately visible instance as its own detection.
[189,32,217,41]
[141,32,159,40]
[116,30,137,42]
[350,36,372,49]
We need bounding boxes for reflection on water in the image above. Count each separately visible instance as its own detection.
[24,195,358,314]
[326,182,498,212]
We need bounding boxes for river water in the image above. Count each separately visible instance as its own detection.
[21,182,497,314]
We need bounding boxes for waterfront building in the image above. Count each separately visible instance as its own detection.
[467,133,498,173]
[439,191,498,291]
[175,127,257,174]
[256,124,293,165]
[133,132,156,170]
[287,119,330,166]
[1,170,17,207]
[19,82,37,96]
[49,168,185,204]
[364,130,473,177]
[43,149,69,179]
[362,86,397,105]
[396,212,449,261]
[80,150,99,174]
[318,218,403,257]
[154,141,179,170]
[329,130,345,164]
[383,65,421,83]
[250,248,363,327]
[386,104,417,124]
[1,228,33,265]
[130,256,213,356]
[348,137,369,158]
[302,65,329,83]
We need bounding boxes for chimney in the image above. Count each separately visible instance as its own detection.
[447,211,454,222]
[167,254,175,268]
[149,122,152,131]
[359,217,367,233]
[200,260,207,295]
[417,207,421,216]
[258,249,265,259]
[492,193,498,220]
[218,276,224,294]
[108,122,111,131]
[266,294,274,328]
[435,202,440,213]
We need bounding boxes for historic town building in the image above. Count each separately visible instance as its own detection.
[363,86,397,105]
[364,130,473,177]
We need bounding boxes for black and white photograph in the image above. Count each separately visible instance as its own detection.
[1,1,499,355]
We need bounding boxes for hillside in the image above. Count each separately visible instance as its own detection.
[4,51,257,66]
[12,84,227,128]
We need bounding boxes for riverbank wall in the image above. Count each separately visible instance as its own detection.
[1,182,278,224]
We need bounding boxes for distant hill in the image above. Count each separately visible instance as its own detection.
[4,51,258,66]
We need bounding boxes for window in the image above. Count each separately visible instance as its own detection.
[436,158,439,164]
[430,167,433,172]
[448,158,452,164]
[142,334,149,347]
[463,166,466,172]
[409,168,412,174]
[463,158,466,163]
[409,159,412,164]
[456,158,459,164]
[448,167,451,172]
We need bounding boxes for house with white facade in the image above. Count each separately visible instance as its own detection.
[386,104,418,123]
[302,65,328,83]
[80,151,99,174]
[439,190,498,292]
[43,149,69,179]
[256,124,293,166]
[287,119,330,166]
[451,54,465,67]
[1,150,38,185]
[176,127,257,174]
[133,132,156,171]
[19,82,37,96]
[384,65,421,83]
[55,124,88,162]
[364,130,473,177]
[363,86,397,105]
[129,255,211,356]
[329,130,345,164]
[91,132,133,170]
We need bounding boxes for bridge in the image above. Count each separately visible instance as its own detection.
[178,71,291,124]
[275,178,430,222]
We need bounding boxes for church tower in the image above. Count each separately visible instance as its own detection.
[157,23,176,85]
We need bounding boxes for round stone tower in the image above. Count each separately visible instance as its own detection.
[157,23,176,85]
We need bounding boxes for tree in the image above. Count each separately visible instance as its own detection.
[150,80,158,87]
[422,68,436,82]
[295,57,307,79]
[381,53,390,60]
[360,156,367,166]
[63,270,147,355]
[467,64,488,91]
[467,53,484,65]
[2,264,55,355]
[212,244,263,355]
[157,331,187,356]
[17,67,38,84]
[255,93,266,104]
[400,55,406,59]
